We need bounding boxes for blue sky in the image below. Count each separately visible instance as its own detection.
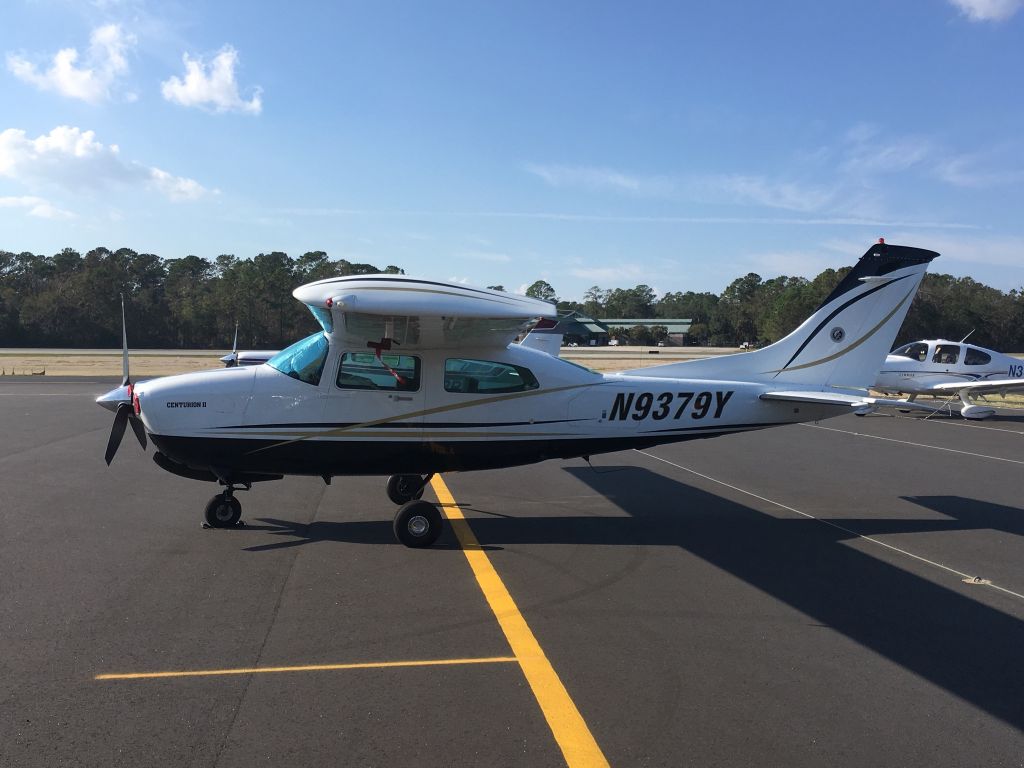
[2,0,1022,300]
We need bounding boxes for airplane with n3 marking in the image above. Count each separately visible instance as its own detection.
[98,240,937,548]
[869,338,1024,419]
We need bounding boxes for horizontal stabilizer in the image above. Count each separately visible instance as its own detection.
[760,391,870,408]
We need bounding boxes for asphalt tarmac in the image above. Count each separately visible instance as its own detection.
[1,378,1022,767]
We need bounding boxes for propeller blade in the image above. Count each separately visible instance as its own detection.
[129,414,147,450]
[120,294,131,387]
[105,404,130,465]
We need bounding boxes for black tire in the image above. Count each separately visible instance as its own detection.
[393,500,442,548]
[386,474,425,505]
[204,494,242,528]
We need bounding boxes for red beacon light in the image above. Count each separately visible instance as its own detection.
[325,297,333,308]
[878,237,885,244]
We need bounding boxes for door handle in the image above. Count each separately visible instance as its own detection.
[390,395,413,401]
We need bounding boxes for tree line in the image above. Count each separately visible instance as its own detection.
[1,247,1021,351]
[525,269,1024,350]
[0,247,403,348]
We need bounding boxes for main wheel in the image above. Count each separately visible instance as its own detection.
[386,474,425,505]
[204,494,242,528]
[393,500,442,548]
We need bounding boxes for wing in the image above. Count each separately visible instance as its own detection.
[926,379,1024,397]
[292,275,557,350]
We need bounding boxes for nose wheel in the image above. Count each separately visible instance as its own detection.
[393,500,443,548]
[386,473,432,505]
[203,489,243,528]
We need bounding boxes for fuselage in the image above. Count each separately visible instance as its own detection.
[874,340,1024,396]
[132,337,832,482]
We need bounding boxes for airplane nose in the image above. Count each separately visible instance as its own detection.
[96,384,132,413]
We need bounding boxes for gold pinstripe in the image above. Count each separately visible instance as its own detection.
[244,382,599,454]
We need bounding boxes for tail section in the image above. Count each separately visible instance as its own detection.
[625,241,938,392]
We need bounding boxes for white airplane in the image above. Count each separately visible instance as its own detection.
[98,240,936,547]
[872,338,1024,419]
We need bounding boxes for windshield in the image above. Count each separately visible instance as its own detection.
[266,332,329,385]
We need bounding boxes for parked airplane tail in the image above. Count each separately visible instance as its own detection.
[624,241,938,392]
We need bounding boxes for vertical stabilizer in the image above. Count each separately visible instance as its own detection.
[624,241,938,392]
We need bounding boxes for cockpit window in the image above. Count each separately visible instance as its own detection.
[444,358,539,394]
[892,342,928,362]
[932,344,960,365]
[337,352,420,391]
[964,347,992,366]
[266,332,329,385]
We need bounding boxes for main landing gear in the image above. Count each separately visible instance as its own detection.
[200,474,445,546]
[387,474,442,548]
[203,485,246,529]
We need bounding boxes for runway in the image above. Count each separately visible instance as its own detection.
[2,378,1022,767]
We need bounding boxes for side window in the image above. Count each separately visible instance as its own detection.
[337,352,420,391]
[444,358,539,394]
[932,344,960,365]
[892,342,928,361]
[964,348,992,366]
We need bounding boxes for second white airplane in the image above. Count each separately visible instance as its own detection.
[873,338,1024,419]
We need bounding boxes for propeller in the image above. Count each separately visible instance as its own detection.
[101,294,147,465]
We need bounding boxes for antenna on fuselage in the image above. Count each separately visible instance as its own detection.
[959,329,975,343]
[120,293,130,387]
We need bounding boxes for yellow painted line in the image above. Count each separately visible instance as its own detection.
[431,475,610,768]
[96,656,516,681]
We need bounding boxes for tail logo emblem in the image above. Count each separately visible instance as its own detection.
[830,327,846,343]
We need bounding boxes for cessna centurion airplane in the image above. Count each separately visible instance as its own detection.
[871,338,1024,419]
[98,240,936,547]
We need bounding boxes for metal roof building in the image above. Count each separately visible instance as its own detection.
[528,312,693,346]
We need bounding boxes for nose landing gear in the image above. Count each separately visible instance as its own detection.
[203,484,248,528]
[386,473,433,505]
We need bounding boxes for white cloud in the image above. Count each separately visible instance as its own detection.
[161,46,262,114]
[880,231,1024,269]
[841,130,934,176]
[0,125,210,201]
[148,167,207,201]
[0,195,74,219]
[6,24,135,103]
[460,250,511,263]
[525,163,674,196]
[933,153,1024,188]
[949,0,1022,21]
[689,174,837,212]
[569,263,650,283]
